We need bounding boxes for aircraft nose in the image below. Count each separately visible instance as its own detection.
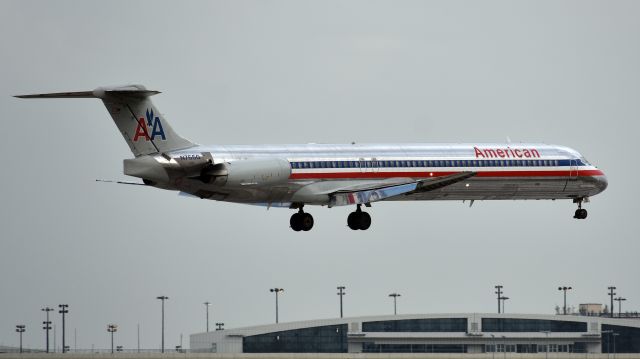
[595,172,608,193]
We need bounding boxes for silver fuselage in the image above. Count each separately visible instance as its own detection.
[156,143,607,207]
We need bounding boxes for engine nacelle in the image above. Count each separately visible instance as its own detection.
[223,158,291,187]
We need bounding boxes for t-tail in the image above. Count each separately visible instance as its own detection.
[15,85,195,156]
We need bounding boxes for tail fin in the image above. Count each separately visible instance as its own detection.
[15,85,195,156]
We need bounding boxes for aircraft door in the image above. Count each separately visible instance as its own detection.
[563,159,579,192]
[359,158,366,173]
[569,159,578,179]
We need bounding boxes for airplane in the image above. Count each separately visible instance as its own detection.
[16,85,608,231]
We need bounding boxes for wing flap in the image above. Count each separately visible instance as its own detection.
[329,182,418,207]
[327,171,477,207]
[415,171,477,192]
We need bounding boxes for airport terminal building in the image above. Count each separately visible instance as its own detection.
[191,313,640,354]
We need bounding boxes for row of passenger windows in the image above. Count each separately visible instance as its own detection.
[291,159,571,170]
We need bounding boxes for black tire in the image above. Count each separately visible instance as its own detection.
[359,212,371,230]
[290,213,302,231]
[579,208,588,219]
[301,213,314,231]
[347,212,359,230]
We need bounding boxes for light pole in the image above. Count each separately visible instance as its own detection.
[58,304,69,353]
[337,286,346,318]
[558,286,572,315]
[42,307,53,353]
[16,325,25,353]
[389,293,401,315]
[107,324,117,354]
[215,323,224,331]
[270,288,284,323]
[612,333,619,358]
[501,335,507,359]
[204,302,211,332]
[495,285,503,313]
[500,296,510,314]
[614,297,626,318]
[156,296,169,353]
[608,287,617,318]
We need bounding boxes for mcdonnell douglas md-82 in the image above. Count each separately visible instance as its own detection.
[16,85,608,231]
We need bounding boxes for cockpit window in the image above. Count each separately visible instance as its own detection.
[580,156,591,165]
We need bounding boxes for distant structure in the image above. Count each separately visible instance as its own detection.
[191,313,640,354]
[579,304,604,316]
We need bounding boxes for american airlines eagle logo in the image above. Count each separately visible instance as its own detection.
[133,109,166,141]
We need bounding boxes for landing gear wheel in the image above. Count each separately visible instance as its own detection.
[290,209,314,232]
[301,213,314,231]
[573,198,588,219]
[347,205,372,230]
[290,212,303,231]
[359,212,371,230]
[574,208,588,219]
[347,212,359,230]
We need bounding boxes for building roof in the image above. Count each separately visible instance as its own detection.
[191,312,640,341]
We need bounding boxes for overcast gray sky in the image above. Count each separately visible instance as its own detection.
[1,0,639,351]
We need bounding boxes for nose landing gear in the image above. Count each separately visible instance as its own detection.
[573,198,588,219]
[290,208,314,231]
[347,204,371,230]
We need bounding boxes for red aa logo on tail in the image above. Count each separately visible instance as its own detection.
[133,109,166,141]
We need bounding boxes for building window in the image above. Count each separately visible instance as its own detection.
[363,343,466,353]
[481,318,587,332]
[601,324,640,353]
[363,318,467,332]
[243,324,347,353]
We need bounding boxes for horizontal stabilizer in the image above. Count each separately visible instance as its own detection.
[95,179,147,186]
[15,84,193,157]
[15,85,160,99]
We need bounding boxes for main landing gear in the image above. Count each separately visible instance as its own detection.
[290,208,314,232]
[573,198,588,219]
[348,204,371,230]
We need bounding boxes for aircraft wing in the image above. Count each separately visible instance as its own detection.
[328,171,476,207]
